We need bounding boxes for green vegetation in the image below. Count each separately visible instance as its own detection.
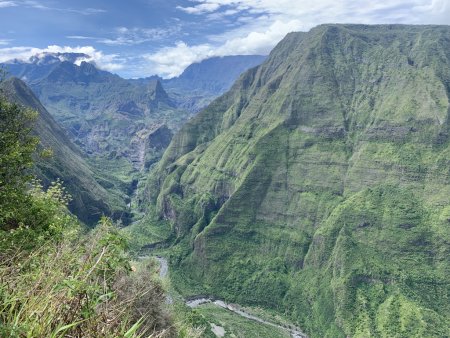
[0,91,188,337]
[27,62,186,170]
[0,96,38,228]
[4,54,266,171]
[3,24,450,338]
[0,78,130,225]
[141,24,450,337]
[194,303,290,338]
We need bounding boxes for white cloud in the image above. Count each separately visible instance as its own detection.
[0,45,124,72]
[216,19,303,55]
[177,2,221,14]
[141,18,303,78]
[98,26,180,46]
[140,0,449,78]
[66,35,96,40]
[0,1,18,8]
[3,0,449,79]
[177,0,450,26]
[143,42,215,77]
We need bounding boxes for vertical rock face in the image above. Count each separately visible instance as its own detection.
[148,80,171,103]
[31,68,178,165]
[0,78,130,226]
[147,25,450,337]
[127,124,173,170]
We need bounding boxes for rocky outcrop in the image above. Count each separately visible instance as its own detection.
[4,59,181,166]
[127,124,173,170]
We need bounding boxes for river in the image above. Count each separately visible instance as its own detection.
[151,256,308,338]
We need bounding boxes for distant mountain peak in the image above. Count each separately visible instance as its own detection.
[165,55,266,92]
[79,61,99,76]
[148,79,170,102]
[175,55,266,82]
[9,52,92,66]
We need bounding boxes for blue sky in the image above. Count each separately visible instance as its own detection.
[0,0,449,78]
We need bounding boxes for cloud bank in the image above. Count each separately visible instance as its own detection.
[0,45,123,72]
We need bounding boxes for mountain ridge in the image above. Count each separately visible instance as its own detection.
[142,24,450,337]
[2,54,265,169]
[163,55,266,112]
[0,77,130,225]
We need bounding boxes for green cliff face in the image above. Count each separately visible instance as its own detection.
[163,55,266,112]
[30,62,181,170]
[0,78,130,225]
[5,58,182,170]
[145,24,450,337]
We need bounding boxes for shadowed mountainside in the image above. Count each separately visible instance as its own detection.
[0,78,130,225]
[4,56,179,170]
[4,54,266,171]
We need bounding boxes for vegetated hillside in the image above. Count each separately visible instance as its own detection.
[4,56,180,170]
[0,78,130,225]
[0,91,179,337]
[144,24,450,337]
[4,54,266,170]
[163,55,266,112]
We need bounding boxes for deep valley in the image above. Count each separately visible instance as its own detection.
[1,20,449,338]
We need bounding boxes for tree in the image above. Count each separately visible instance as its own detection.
[0,93,39,229]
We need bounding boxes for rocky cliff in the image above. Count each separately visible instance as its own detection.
[4,58,182,169]
[145,24,450,337]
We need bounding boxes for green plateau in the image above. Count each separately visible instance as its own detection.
[138,24,450,337]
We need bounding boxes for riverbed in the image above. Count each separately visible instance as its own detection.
[153,256,308,338]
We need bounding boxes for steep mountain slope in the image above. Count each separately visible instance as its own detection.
[4,54,266,169]
[0,78,130,225]
[4,57,180,169]
[31,62,178,170]
[144,24,450,337]
[4,54,265,170]
[163,55,266,112]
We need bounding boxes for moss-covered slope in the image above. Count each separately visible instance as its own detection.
[1,78,130,225]
[145,24,450,337]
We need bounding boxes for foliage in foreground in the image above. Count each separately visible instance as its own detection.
[0,185,174,337]
[0,92,187,337]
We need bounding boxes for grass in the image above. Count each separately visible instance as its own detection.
[0,218,175,337]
